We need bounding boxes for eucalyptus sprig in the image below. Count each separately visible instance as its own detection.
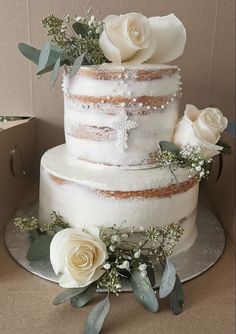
[18,10,107,88]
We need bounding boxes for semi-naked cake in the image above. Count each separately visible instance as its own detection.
[39,63,199,254]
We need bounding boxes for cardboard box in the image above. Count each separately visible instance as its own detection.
[0,120,235,334]
[0,118,38,230]
[0,0,235,332]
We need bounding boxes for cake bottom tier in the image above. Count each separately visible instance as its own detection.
[39,145,199,254]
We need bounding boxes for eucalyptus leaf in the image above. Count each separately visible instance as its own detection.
[70,53,86,77]
[159,141,180,154]
[146,264,155,287]
[53,287,87,305]
[84,297,110,334]
[72,22,88,37]
[71,284,96,308]
[159,258,176,299]
[26,234,52,261]
[38,42,51,72]
[131,269,158,313]
[168,274,184,315]
[50,57,61,89]
[18,43,40,64]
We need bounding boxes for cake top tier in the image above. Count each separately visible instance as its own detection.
[63,63,181,168]
[69,63,179,81]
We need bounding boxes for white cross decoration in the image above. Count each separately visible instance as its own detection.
[112,109,138,152]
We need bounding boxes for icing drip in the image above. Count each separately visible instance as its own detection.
[111,109,138,151]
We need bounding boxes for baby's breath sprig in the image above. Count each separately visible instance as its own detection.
[42,12,106,64]
[14,217,38,232]
[97,267,122,295]
[98,221,184,291]
[14,212,69,234]
[157,144,212,181]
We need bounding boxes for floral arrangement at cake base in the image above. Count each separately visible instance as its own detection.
[14,212,185,334]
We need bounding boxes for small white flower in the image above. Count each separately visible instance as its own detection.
[103,263,111,270]
[134,250,141,259]
[121,234,128,240]
[111,235,120,244]
[195,165,201,172]
[139,263,147,271]
[119,260,130,270]
[139,226,144,231]
[109,245,116,252]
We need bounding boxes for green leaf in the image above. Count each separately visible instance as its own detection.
[72,22,88,37]
[71,284,97,308]
[215,153,223,182]
[26,234,52,261]
[159,141,180,154]
[84,297,110,334]
[131,269,158,313]
[168,274,184,315]
[18,43,40,64]
[53,287,87,305]
[159,258,176,299]
[50,57,61,89]
[38,42,51,72]
[146,264,155,287]
[217,139,233,155]
[70,53,86,77]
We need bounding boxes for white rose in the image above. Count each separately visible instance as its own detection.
[174,104,228,157]
[50,227,108,288]
[99,12,186,64]
[99,12,156,64]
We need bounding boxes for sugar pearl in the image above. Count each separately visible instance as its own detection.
[132,98,137,102]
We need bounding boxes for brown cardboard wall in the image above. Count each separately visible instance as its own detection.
[0,1,235,238]
[0,119,37,230]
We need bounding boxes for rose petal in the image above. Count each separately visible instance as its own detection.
[193,122,219,144]
[185,104,201,121]
[50,228,77,275]
[148,13,186,63]
[59,272,80,288]
[123,32,156,65]
[99,28,121,63]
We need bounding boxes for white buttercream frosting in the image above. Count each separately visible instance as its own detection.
[63,63,181,167]
[39,145,199,255]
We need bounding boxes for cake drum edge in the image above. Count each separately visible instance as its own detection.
[5,203,225,291]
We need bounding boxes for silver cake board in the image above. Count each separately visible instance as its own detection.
[5,203,225,291]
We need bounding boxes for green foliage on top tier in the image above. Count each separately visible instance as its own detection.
[18,11,107,88]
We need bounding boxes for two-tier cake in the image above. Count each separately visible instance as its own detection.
[39,63,199,255]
